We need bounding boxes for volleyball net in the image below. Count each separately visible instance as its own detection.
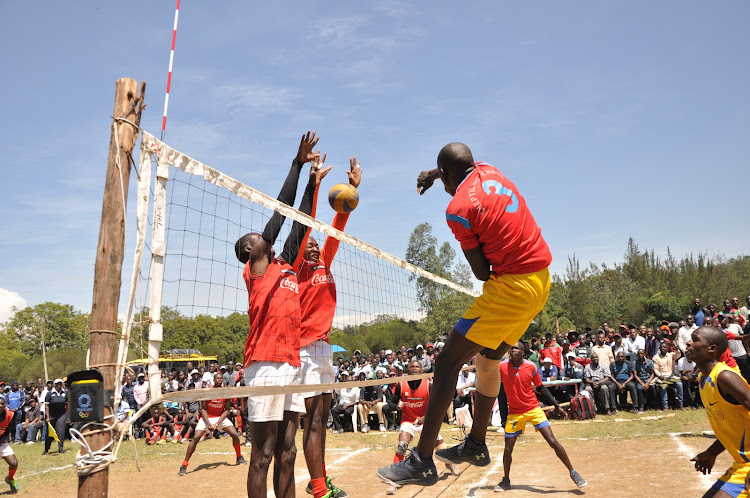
[116,130,479,409]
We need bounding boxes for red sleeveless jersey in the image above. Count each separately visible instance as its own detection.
[446,162,551,275]
[205,398,226,418]
[243,258,301,366]
[400,379,430,424]
[299,212,350,347]
[0,409,12,438]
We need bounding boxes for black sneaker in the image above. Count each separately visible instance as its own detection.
[237,456,247,465]
[376,451,439,488]
[570,470,587,488]
[494,476,510,492]
[178,465,187,476]
[434,435,491,467]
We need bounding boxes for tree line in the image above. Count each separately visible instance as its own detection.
[2,226,748,380]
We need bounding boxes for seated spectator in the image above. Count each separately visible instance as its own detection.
[331,371,359,433]
[632,349,657,412]
[141,405,174,445]
[172,408,193,444]
[15,398,41,444]
[562,353,583,380]
[357,372,386,432]
[652,341,684,411]
[540,358,559,381]
[677,354,700,409]
[583,354,617,415]
[381,371,401,431]
[610,352,637,413]
[454,366,476,414]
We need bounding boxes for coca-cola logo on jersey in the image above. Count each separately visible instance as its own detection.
[279,277,299,293]
[311,273,334,286]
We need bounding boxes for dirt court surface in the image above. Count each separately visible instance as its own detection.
[6,410,731,497]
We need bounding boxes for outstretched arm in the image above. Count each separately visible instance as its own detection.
[321,156,363,266]
[417,169,440,195]
[280,154,332,272]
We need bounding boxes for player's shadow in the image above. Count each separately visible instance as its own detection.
[192,461,233,473]
[466,484,585,495]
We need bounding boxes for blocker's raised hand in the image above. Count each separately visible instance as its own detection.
[296,130,321,163]
[347,156,362,188]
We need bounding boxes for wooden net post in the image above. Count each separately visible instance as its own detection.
[80,78,145,498]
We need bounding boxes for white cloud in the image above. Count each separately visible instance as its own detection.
[0,289,27,323]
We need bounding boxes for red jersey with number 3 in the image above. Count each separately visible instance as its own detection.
[205,398,226,418]
[400,379,430,424]
[445,162,551,275]
[243,258,301,366]
[299,213,350,347]
[499,359,543,414]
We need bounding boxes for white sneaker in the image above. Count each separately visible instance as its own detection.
[362,426,370,433]
[379,424,386,432]
[26,441,34,445]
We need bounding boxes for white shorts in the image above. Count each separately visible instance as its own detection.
[244,362,305,422]
[0,442,14,458]
[400,422,444,441]
[300,340,335,399]
[195,416,234,433]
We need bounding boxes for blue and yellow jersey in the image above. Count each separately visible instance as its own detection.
[699,361,750,465]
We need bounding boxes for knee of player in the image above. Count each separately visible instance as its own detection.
[280,445,298,466]
[396,441,408,455]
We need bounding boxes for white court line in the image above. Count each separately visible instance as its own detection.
[669,433,714,490]
[18,464,74,480]
[267,447,371,497]
[464,459,504,497]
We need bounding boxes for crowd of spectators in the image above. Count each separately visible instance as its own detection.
[5,295,749,446]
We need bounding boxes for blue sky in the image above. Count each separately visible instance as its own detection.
[1,1,749,321]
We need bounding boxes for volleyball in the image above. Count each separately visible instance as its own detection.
[328,183,359,214]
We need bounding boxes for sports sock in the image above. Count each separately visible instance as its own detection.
[393,453,404,463]
[322,462,327,478]
[311,477,328,498]
[233,443,241,458]
[8,468,16,480]
[175,434,181,440]
[182,460,189,468]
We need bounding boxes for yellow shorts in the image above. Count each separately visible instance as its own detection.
[455,268,550,350]
[504,407,550,437]
[711,463,750,497]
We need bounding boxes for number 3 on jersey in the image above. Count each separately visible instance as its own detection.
[482,180,518,213]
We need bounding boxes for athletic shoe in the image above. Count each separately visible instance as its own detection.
[26,441,34,445]
[244,441,252,447]
[570,470,587,488]
[237,456,247,465]
[494,476,510,492]
[445,463,460,476]
[171,438,180,444]
[434,434,491,467]
[156,439,167,445]
[376,451,439,488]
[5,476,19,493]
[362,425,370,433]
[178,465,187,476]
[379,424,386,432]
[41,451,49,455]
[306,477,348,497]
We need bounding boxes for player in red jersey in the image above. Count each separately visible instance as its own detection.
[299,157,362,498]
[235,132,330,498]
[495,341,586,491]
[142,405,173,445]
[178,373,245,476]
[386,360,458,478]
[0,398,19,493]
[378,143,552,487]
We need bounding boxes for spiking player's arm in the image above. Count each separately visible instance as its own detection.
[280,155,331,272]
[321,156,362,266]
[416,169,440,195]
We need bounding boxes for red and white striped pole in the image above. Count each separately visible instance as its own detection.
[161,0,180,141]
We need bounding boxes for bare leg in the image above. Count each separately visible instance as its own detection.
[182,429,205,464]
[302,393,331,480]
[416,330,483,460]
[273,411,300,498]
[538,426,573,471]
[502,436,517,478]
[248,421,277,498]
[469,343,512,443]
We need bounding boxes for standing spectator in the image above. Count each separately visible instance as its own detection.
[623,325,645,363]
[723,315,750,383]
[633,349,656,412]
[200,365,215,388]
[611,333,625,357]
[730,297,747,327]
[187,369,202,390]
[707,304,719,323]
[592,331,615,368]
[540,332,563,370]
[133,372,150,435]
[43,379,67,455]
[415,345,432,373]
[652,342,684,410]
[645,327,660,359]
[677,354,699,408]
[610,352,637,413]
[692,298,708,326]
[223,362,236,387]
[583,355,617,415]
[677,315,698,353]
[4,382,25,444]
[740,295,750,327]
[454,366,476,413]
[331,372,359,433]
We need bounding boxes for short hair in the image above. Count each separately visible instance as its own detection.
[234,233,259,264]
[695,325,729,357]
[437,142,474,173]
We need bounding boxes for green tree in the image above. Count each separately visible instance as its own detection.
[4,302,89,357]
